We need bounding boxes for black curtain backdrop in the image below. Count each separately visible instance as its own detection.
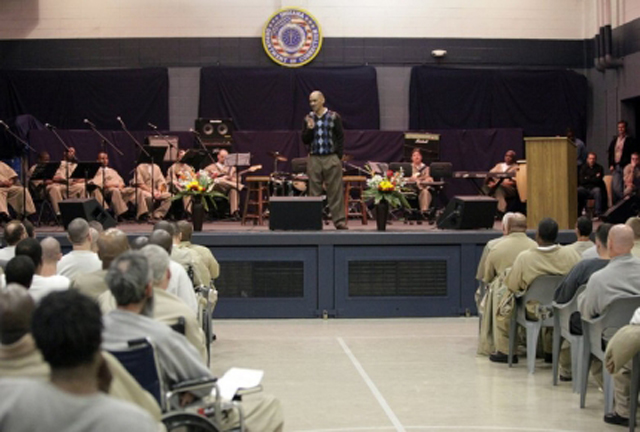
[0,68,169,131]
[27,128,519,200]
[199,66,380,131]
[409,66,587,140]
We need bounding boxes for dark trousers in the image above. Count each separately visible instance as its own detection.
[307,154,346,227]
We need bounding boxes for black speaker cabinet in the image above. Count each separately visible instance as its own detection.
[437,196,498,230]
[59,198,117,230]
[602,196,640,224]
[269,197,323,231]
[194,118,234,144]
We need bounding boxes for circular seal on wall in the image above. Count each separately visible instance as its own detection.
[263,8,322,68]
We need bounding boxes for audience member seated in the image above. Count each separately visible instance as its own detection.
[627,216,640,258]
[623,152,640,197]
[0,220,27,261]
[57,218,102,279]
[482,213,536,284]
[133,159,171,221]
[553,223,612,381]
[0,290,159,431]
[483,150,518,215]
[4,256,35,289]
[577,225,640,390]
[70,228,130,300]
[0,284,49,379]
[177,220,220,281]
[148,229,198,313]
[90,151,139,221]
[205,149,243,219]
[567,216,595,255]
[577,152,606,217]
[475,213,515,282]
[0,160,35,222]
[101,251,284,431]
[23,219,35,239]
[603,309,640,426]
[490,218,581,364]
[16,237,69,303]
[131,235,149,250]
[46,147,86,218]
[156,221,209,287]
[99,244,207,361]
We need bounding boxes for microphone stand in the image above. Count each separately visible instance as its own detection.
[1,121,36,221]
[100,140,107,209]
[47,125,72,199]
[148,124,179,213]
[85,120,125,206]
[117,118,152,219]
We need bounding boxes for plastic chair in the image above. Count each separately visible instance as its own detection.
[552,284,587,393]
[580,296,640,414]
[196,284,215,367]
[508,275,564,374]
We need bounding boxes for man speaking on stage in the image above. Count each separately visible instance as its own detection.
[302,91,348,230]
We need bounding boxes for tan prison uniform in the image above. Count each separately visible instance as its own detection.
[46,161,85,214]
[0,162,35,216]
[133,163,171,219]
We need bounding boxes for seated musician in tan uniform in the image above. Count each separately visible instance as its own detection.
[46,147,85,217]
[27,152,50,201]
[0,161,35,222]
[483,150,518,214]
[90,152,139,220]
[166,149,193,214]
[132,160,171,221]
[204,149,243,218]
[405,148,433,214]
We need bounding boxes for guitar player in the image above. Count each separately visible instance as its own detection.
[483,149,518,215]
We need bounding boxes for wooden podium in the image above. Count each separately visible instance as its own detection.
[524,137,577,230]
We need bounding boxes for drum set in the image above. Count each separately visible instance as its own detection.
[267,151,308,197]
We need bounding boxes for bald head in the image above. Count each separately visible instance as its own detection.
[309,90,326,114]
[0,284,34,345]
[97,228,130,269]
[626,217,640,240]
[3,220,26,246]
[608,224,635,257]
[153,221,175,237]
[148,229,172,254]
[506,213,527,234]
[177,221,193,242]
[67,218,90,246]
[40,237,62,264]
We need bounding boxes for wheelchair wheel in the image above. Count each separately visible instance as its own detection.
[162,412,221,432]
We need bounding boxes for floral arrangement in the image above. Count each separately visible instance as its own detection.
[172,169,227,211]
[363,168,411,209]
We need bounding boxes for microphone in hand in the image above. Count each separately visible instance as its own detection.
[305,113,315,129]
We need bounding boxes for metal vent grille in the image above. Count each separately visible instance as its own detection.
[217,261,304,298]
[348,260,447,297]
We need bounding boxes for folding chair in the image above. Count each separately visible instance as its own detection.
[508,275,564,373]
[552,284,587,393]
[580,296,640,414]
[196,284,216,367]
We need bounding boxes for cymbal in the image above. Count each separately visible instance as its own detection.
[341,153,354,162]
[268,151,288,162]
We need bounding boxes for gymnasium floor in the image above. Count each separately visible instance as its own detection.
[211,318,621,432]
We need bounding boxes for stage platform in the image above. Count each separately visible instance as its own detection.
[37,219,577,319]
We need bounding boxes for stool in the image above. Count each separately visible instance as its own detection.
[343,175,368,225]
[242,176,270,225]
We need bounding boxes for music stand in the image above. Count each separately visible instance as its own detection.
[70,162,101,198]
[226,153,251,194]
[388,162,413,176]
[136,146,168,213]
[367,161,389,176]
[180,149,208,171]
[30,162,61,183]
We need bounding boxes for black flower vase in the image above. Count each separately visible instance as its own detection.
[192,195,205,232]
[376,199,389,231]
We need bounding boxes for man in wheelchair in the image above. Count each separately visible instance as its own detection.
[102,251,284,432]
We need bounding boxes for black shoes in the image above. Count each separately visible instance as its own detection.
[559,375,572,382]
[604,412,629,426]
[489,352,518,364]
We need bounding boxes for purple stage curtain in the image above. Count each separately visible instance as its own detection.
[0,68,169,131]
[26,128,519,200]
[410,66,587,141]
[199,66,379,131]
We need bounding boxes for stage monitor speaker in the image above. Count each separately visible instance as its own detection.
[602,196,640,224]
[59,198,117,230]
[194,118,234,144]
[437,196,497,230]
[269,197,323,231]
